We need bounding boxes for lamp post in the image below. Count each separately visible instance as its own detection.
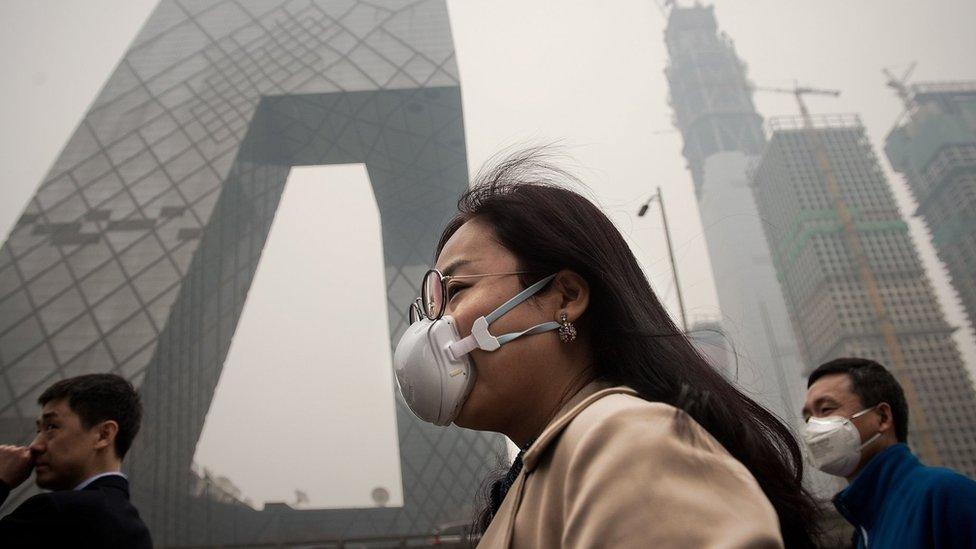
[638,186,687,332]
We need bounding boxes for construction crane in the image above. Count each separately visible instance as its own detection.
[884,62,919,128]
[757,81,941,465]
[883,61,918,110]
[752,83,841,125]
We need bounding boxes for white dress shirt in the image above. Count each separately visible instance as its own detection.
[73,471,127,491]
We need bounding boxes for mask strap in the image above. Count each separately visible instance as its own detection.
[860,432,882,450]
[447,274,558,360]
[448,334,479,359]
[850,405,878,420]
[851,405,882,450]
[485,274,557,325]
[496,321,562,345]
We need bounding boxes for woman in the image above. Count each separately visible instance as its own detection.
[394,150,821,548]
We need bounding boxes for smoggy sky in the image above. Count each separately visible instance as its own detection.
[2,0,975,507]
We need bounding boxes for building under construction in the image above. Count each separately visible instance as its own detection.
[751,113,976,477]
[885,81,976,341]
[664,5,808,429]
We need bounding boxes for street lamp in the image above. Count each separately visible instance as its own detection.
[637,186,687,332]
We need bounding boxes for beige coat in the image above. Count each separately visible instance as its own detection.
[478,384,784,548]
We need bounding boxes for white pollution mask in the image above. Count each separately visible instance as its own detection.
[393,274,559,426]
[803,406,881,477]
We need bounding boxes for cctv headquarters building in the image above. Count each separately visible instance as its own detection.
[0,1,505,545]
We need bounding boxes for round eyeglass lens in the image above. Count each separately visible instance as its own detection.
[421,269,445,320]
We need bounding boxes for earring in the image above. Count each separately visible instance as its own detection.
[558,312,577,343]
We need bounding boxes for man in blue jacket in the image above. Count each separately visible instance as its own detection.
[802,357,976,548]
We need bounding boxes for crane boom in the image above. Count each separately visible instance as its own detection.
[883,61,917,111]
[753,83,841,122]
[753,85,841,97]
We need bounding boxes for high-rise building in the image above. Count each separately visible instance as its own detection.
[665,5,807,427]
[885,82,976,340]
[664,6,765,194]
[0,1,505,545]
[751,114,976,477]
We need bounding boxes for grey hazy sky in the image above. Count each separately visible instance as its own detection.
[191,165,404,509]
[2,0,975,507]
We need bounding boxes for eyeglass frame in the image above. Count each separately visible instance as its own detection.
[408,269,537,323]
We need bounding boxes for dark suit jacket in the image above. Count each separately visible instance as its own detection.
[0,474,152,548]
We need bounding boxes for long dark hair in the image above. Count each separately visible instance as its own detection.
[437,150,821,547]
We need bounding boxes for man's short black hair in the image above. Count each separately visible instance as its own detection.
[38,373,142,459]
[808,357,909,443]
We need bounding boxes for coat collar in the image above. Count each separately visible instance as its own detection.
[74,471,127,491]
[522,382,638,473]
[479,382,639,548]
[79,473,131,498]
[833,443,918,530]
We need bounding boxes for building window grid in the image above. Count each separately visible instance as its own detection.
[756,125,976,476]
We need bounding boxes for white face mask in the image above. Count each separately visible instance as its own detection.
[393,274,560,426]
[803,406,881,477]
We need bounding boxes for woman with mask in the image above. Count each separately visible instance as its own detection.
[394,151,821,548]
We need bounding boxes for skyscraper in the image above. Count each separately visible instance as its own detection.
[885,82,976,340]
[751,114,976,477]
[665,5,807,426]
[0,1,505,545]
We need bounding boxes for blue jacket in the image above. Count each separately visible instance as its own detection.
[833,443,976,548]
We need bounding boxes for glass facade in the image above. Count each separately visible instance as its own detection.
[0,1,505,546]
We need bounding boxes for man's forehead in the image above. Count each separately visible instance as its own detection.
[38,398,73,419]
[808,373,856,401]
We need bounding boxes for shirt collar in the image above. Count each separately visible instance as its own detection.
[74,471,127,491]
[833,443,917,529]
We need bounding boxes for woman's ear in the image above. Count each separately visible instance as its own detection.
[551,270,589,321]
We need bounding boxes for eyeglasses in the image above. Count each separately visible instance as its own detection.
[408,269,534,323]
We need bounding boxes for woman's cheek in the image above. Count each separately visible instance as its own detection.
[449,291,485,337]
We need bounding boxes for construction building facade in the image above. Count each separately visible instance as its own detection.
[665,5,808,428]
[751,114,976,477]
[885,82,976,341]
[0,0,505,545]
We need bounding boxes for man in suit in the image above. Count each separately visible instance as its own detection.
[0,373,152,547]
